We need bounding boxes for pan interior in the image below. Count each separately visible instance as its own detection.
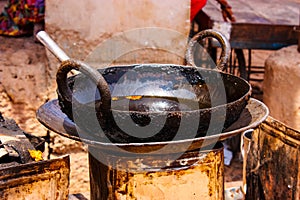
[71,64,250,113]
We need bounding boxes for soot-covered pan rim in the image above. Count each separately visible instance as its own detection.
[36,98,269,153]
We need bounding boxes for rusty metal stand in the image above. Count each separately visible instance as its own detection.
[88,143,224,200]
[0,115,70,200]
[245,117,300,200]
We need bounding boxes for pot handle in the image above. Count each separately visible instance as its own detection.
[186,29,231,71]
[56,59,112,116]
[36,31,112,117]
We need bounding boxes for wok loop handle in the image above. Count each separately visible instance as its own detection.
[56,59,112,117]
[186,29,231,71]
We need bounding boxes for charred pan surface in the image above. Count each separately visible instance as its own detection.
[36,98,269,154]
[56,64,251,143]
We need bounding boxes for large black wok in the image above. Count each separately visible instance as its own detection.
[37,30,251,143]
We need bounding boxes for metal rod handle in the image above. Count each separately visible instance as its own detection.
[36,31,70,62]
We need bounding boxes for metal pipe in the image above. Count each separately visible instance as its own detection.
[36,31,70,62]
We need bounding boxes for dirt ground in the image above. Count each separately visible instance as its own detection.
[0,34,90,195]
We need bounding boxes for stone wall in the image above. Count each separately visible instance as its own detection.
[44,0,191,67]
